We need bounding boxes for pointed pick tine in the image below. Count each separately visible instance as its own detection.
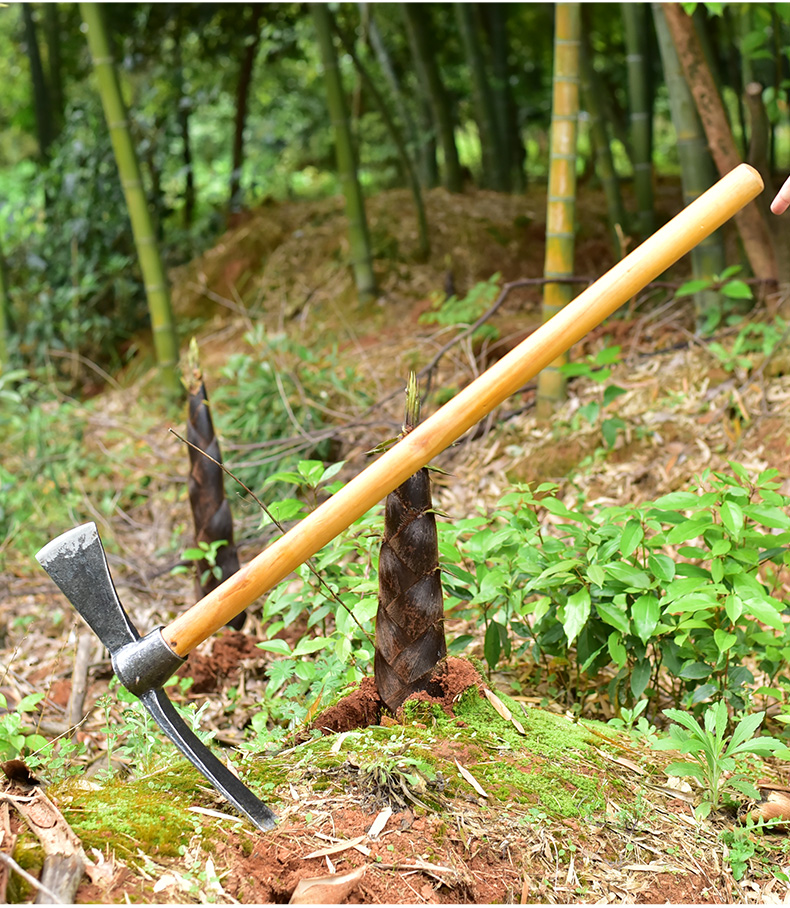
[36,522,140,653]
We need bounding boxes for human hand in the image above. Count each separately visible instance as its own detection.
[771,175,790,214]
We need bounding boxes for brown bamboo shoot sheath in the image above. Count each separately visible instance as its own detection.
[163,163,764,657]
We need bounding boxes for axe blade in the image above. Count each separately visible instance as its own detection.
[36,523,139,652]
[36,523,277,831]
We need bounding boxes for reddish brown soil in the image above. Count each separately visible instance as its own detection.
[310,658,484,735]
[177,631,260,694]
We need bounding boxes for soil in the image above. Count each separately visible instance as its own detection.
[5,182,790,904]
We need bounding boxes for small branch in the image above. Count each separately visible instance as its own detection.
[418,277,589,397]
[67,634,93,735]
[0,851,63,904]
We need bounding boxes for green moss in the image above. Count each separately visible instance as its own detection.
[8,840,41,903]
[54,761,211,861]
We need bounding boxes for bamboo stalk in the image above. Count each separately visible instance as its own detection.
[312,4,377,304]
[80,3,180,394]
[537,2,580,416]
[163,164,764,657]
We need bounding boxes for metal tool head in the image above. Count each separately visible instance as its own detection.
[36,522,276,831]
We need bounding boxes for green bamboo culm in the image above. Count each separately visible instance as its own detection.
[622,3,655,240]
[455,3,506,192]
[312,4,377,305]
[401,3,463,194]
[331,21,430,262]
[537,2,580,417]
[579,29,628,258]
[80,3,180,395]
[652,3,724,326]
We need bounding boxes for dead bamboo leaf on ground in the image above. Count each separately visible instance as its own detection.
[302,835,368,859]
[455,759,488,798]
[483,688,526,734]
[289,865,366,904]
[367,805,392,839]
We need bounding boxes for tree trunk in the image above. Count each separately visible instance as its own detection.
[333,20,430,261]
[401,4,463,193]
[537,3,580,417]
[22,4,53,162]
[312,4,377,304]
[230,4,263,213]
[745,82,770,196]
[744,82,790,283]
[172,12,195,229]
[622,3,654,239]
[80,2,180,395]
[42,4,64,143]
[365,5,428,184]
[661,2,777,284]
[455,3,505,191]
[579,27,628,258]
[653,2,725,324]
[486,3,525,192]
[416,98,439,190]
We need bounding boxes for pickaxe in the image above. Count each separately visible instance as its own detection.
[37,165,764,831]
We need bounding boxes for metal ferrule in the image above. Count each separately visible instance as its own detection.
[112,627,185,696]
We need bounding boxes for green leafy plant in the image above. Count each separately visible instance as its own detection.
[606,699,656,738]
[653,701,781,818]
[419,273,501,342]
[707,317,787,375]
[0,692,48,761]
[560,344,628,448]
[675,265,754,334]
[212,327,367,491]
[243,650,364,749]
[171,539,228,587]
[4,97,146,378]
[436,462,790,717]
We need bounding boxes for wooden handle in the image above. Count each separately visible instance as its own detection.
[163,163,764,657]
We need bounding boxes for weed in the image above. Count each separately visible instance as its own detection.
[0,692,48,760]
[707,317,787,375]
[653,701,782,818]
[606,699,655,736]
[211,326,368,491]
[171,539,229,587]
[418,273,501,342]
[560,343,627,449]
[675,265,754,333]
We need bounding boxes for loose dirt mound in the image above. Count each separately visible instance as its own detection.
[308,657,484,735]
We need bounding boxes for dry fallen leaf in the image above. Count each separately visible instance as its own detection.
[289,865,366,904]
[367,805,392,839]
[483,688,526,734]
[455,759,488,798]
[302,836,367,860]
[1,759,41,791]
[743,790,790,828]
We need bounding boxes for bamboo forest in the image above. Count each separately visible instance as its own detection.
[6,3,790,904]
